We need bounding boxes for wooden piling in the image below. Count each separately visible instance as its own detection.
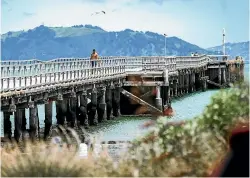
[105,86,113,120]
[97,87,106,123]
[79,90,89,128]
[3,112,12,140]
[44,102,52,140]
[88,88,98,126]
[29,105,38,141]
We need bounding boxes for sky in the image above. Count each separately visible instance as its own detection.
[1,0,249,48]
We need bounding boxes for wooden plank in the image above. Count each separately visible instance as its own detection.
[208,65,226,69]
[126,71,163,75]
[120,89,162,113]
[126,71,178,76]
[207,80,223,88]
[123,81,166,86]
[200,76,209,80]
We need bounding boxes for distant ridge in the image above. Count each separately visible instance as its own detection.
[0,24,232,60]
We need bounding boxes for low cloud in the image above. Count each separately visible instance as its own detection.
[81,0,106,3]
[23,12,36,17]
[140,0,193,5]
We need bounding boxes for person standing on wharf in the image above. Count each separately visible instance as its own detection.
[90,49,99,68]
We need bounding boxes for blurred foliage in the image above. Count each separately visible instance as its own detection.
[1,83,249,177]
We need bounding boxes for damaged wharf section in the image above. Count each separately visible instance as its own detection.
[0,55,244,141]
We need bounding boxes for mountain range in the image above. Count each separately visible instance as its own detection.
[1,24,248,62]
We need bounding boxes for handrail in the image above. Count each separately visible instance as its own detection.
[0,56,210,93]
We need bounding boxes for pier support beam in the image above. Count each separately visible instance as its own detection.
[188,73,192,92]
[29,104,38,141]
[162,69,170,111]
[177,75,182,96]
[222,68,226,84]
[180,74,184,95]
[112,85,121,117]
[97,87,106,122]
[44,102,52,140]
[88,87,98,126]
[106,86,113,120]
[37,109,40,139]
[192,72,196,92]
[56,99,67,126]
[186,72,190,93]
[162,86,169,109]
[189,73,192,92]
[168,85,171,104]
[218,66,222,85]
[201,71,207,92]
[21,109,26,134]
[173,80,177,97]
[227,67,231,83]
[14,109,24,142]
[155,85,162,110]
[184,74,187,93]
[204,80,207,91]
[79,90,89,128]
[169,83,173,99]
[3,112,12,140]
[177,76,180,96]
[68,91,77,128]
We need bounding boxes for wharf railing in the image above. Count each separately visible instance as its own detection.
[0,56,210,92]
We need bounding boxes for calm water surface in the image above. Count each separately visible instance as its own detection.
[87,89,218,141]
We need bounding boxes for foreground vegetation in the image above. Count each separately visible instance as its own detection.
[1,83,249,177]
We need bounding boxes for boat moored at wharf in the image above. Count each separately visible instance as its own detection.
[0,55,244,142]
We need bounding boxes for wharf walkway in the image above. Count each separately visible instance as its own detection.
[1,56,208,93]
